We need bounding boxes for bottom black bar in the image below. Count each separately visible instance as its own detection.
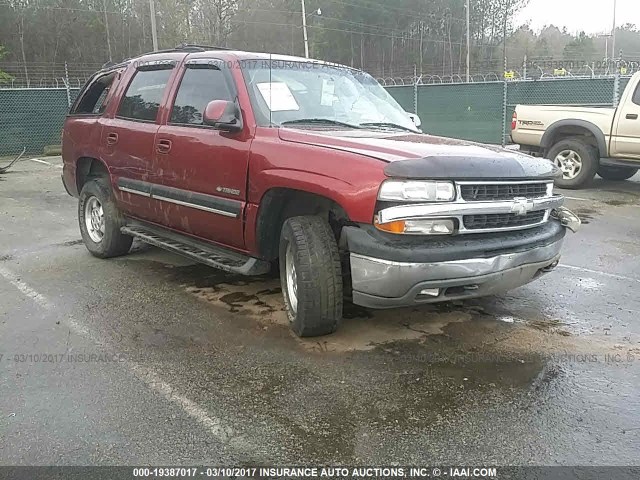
[1,466,640,480]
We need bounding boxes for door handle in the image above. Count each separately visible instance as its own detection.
[626,114,638,120]
[106,132,118,145]
[156,139,172,154]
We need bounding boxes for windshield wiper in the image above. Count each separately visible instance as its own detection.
[359,122,417,132]
[280,118,361,129]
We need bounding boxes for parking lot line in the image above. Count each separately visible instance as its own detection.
[0,265,54,310]
[562,196,593,202]
[30,157,63,168]
[559,264,640,284]
[0,263,236,444]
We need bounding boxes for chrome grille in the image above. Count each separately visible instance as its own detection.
[460,182,549,202]
[463,211,546,230]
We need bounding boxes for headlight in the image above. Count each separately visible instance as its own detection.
[378,180,455,202]
[374,218,456,235]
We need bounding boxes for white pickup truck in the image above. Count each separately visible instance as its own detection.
[511,72,640,188]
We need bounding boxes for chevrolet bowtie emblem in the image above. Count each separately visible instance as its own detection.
[510,197,535,216]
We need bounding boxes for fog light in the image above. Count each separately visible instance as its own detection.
[418,288,440,297]
[375,218,455,235]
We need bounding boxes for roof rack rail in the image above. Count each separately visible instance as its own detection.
[96,44,235,72]
[174,43,234,52]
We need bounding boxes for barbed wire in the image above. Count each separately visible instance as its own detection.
[1,58,638,89]
[378,60,640,86]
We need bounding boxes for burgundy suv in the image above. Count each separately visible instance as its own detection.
[62,45,579,337]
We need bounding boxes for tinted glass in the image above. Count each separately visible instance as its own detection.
[170,67,232,125]
[118,69,172,121]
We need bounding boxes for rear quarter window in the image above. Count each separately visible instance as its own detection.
[71,71,119,115]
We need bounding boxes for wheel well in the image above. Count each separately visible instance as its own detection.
[255,188,351,261]
[76,157,109,193]
[543,125,601,156]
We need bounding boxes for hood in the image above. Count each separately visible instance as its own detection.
[278,128,558,180]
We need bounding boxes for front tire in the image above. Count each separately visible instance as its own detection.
[597,165,638,181]
[546,137,598,189]
[78,177,133,258]
[279,216,343,337]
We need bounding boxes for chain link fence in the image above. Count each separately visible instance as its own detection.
[386,74,633,146]
[0,70,634,157]
[0,87,79,156]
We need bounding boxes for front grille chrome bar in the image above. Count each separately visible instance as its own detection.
[377,195,564,234]
[378,195,564,223]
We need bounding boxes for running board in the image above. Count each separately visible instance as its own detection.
[121,222,270,276]
[600,157,640,169]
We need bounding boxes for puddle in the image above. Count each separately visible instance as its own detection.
[180,272,476,352]
[604,199,629,206]
[164,259,612,355]
[572,207,598,224]
[186,277,284,317]
[58,239,83,247]
[152,259,485,352]
[134,251,638,363]
[302,309,473,353]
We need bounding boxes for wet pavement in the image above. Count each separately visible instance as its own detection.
[1,156,639,465]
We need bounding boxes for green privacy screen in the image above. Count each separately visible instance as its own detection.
[386,77,625,145]
[0,88,78,156]
[0,77,629,156]
[385,85,414,112]
[418,82,505,144]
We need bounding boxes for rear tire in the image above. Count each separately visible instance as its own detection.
[597,165,638,181]
[546,137,598,189]
[279,216,343,337]
[78,177,133,258]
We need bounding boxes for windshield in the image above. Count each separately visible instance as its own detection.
[241,60,418,131]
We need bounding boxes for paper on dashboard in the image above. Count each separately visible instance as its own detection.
[256,82,300,111]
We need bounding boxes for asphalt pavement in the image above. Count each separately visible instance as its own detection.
[1,156,639,465]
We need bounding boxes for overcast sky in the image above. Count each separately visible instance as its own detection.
[514,0,639,34]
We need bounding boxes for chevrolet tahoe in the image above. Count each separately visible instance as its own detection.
[62,45,579,337]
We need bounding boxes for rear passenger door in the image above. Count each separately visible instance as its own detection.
[63,69,121,194]
[153,60,251,249]
[101,62,176,223]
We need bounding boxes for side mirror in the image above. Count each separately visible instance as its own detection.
[407,112,422,129]
[203,100,243,132]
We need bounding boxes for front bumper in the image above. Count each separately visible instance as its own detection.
[343,220,567,309]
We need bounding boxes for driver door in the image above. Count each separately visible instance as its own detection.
[611,81,640,160]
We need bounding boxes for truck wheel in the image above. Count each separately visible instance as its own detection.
[78,177,133,258]
[547,138,598,189]
[597,165,638,181]
[279,216,343,337]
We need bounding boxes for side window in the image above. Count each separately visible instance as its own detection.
[170,67,232,125]
[72,71,117,115]
[633,83,640,106]
[117,68,173,122]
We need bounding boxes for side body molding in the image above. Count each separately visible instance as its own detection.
[116,178,242,218]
